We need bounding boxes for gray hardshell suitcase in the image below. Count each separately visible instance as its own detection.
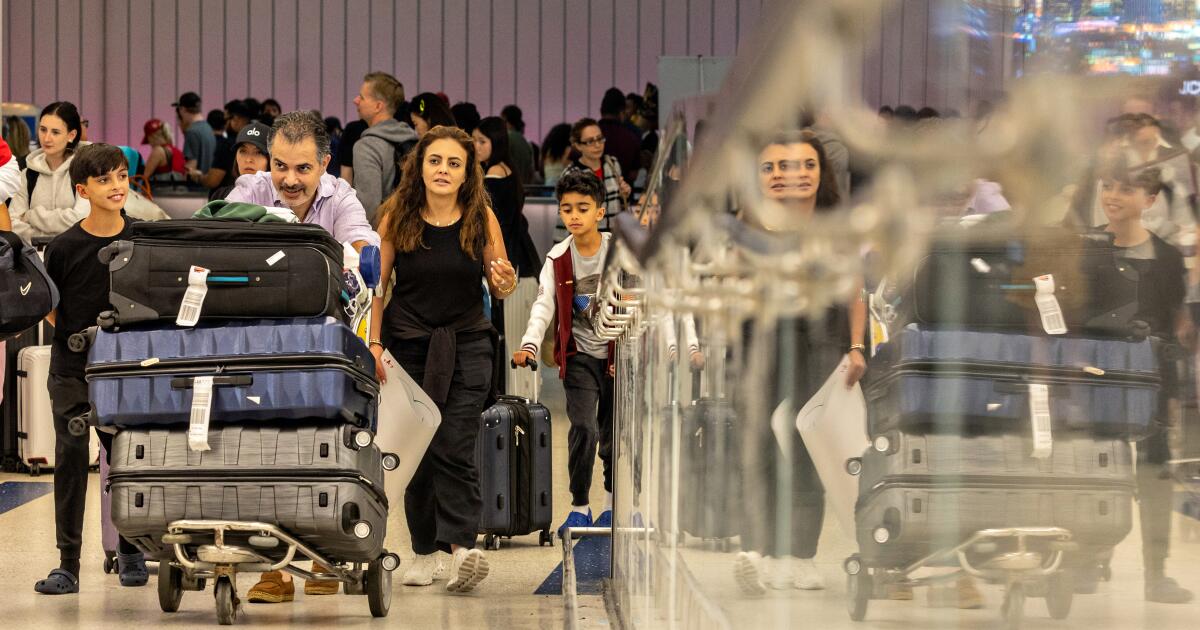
[854,433,1134,566]
[108,424,387,562]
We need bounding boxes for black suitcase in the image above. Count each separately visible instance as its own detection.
[477,361,553,549]
[854,431,1135,567]
[894,226,1139,337]
[99,219,350,328]
[108,423,389,562]
[679,398,741,541]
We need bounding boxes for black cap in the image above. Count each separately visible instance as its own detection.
[234,121,272,156]
[172,92,201,110]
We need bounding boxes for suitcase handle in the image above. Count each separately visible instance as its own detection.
[205,275,251,285]
[170,374,253,389]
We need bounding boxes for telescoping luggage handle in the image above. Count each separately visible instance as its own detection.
[509,358,540,405]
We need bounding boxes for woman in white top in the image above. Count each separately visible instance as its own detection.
[7,102,88,241]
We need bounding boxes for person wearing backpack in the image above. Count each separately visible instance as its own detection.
[352,71,418,225]
[7,102,88,242]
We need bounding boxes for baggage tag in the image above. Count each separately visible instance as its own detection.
[176,266,210,327]
[1028,383,1053,459]
[1032,274,1067,335]
[187,375,215,452]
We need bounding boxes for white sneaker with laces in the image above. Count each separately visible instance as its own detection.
[733,551,767,596]
[764,556,794,590]
[446,548,490,593]
[792,558,826,590]
[401,553,438,586]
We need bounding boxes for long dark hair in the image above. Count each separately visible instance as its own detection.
[39,101,83,153]
[379,125,490,260]
[763,129,841,210]
[477,116,524,210]
[408,93,457,129]
[542,123,572,162]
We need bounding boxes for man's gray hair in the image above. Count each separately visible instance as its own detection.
[271,110,331,162]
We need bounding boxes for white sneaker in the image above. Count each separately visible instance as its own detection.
[764,556,794,590]
[401,553,438,586]
[792,558,826,590]
[432,552,449,580]
[446,548,489,593]
[733,551,767,596]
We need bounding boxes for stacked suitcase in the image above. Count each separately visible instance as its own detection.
[854,228,1153,582]
[88,220,394,574]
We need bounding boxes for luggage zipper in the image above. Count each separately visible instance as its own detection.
[86,353,369,377]
[880,360,1159,387]
[85,359,379,394]
[106,468,389,506]
[867,473,1135,494]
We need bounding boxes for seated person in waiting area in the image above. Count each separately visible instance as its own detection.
[513,170,616,537]
[226,110,379,252]
[34,143,147,595]
[227,111,379,603]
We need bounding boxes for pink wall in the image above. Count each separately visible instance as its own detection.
[2,0,771,148]
[2,0,1013,149]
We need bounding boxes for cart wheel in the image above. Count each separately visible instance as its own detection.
[1002,583,1026,630]
[158,561,184,613]
[30,462,41,477]
[539,530,552,547]
[214,577,237,625]
[1099,562,1112,582]
[1045,573,1074,620]
[847,570,872,622]
[366,559,391,618]
[103,551,117,574]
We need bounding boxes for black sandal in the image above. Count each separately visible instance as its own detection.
[34,568,79,595]
[117,552,149,587]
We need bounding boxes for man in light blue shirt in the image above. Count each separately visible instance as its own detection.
[227,110,379,251]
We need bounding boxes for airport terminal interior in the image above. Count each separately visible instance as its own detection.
[3,1,1200,628]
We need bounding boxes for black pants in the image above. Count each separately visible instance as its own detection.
[1137,426,1173,577]
[742,428,825,558]
[394,337,493,555]
[564,354,614,507]
[47,373,115,563]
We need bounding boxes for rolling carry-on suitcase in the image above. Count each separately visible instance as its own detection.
[16,345,98,475]
[864,324,1160,439]
[854,432,1135,567]
[678,398,740,542]
[477,361,553,549]
[99,219,350,328]
[98,441,119,573]
[86,317,379,430]
[108,423,388,561]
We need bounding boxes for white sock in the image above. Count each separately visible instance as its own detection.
[572,504,589,516]
[604,492,613,512]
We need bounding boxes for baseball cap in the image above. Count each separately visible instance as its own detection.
[172,92,201,110]
[234,121,272,157]
[141,118,164,144]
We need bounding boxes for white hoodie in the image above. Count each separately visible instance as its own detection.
[8,144,167,242]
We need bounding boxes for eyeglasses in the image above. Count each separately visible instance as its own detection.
[578,135,606,147]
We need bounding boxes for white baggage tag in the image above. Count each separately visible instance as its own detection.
[1028,383,1053,459]
[187,376,214,452]
[1033,274,1067,335]
[176,266,210,327]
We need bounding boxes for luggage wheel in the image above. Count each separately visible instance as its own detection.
[539,530,553,547]
[103,551,117,574]
[484,534,501,551]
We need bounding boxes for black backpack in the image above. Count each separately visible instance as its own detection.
[389,138,419,191]
[0,230,59,341]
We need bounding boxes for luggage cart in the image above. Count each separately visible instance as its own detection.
[156,519,400,625]
[844,527,1076,630]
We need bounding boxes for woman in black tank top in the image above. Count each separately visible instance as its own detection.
[369,125,517,593]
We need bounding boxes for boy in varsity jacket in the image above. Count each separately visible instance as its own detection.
[512,170,615,537]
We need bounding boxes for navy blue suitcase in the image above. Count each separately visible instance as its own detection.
[864,325,1160,439]
[86,317,378,430]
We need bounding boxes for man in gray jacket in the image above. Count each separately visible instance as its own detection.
[352,72,418,224]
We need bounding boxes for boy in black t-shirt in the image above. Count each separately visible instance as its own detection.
[34,144,146,595]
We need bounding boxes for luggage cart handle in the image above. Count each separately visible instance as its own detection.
[170,375,254,389]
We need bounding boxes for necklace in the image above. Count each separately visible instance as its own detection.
[424,210,461,226]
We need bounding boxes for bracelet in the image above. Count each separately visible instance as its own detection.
[369,339,383,348]
[849,343,866,353]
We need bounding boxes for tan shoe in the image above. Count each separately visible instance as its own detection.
[247,571,295,603]
[887,583,914,600]
[927,576,984,609]
[304,563,341,596]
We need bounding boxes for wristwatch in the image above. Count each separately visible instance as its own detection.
[849,343,866,354]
